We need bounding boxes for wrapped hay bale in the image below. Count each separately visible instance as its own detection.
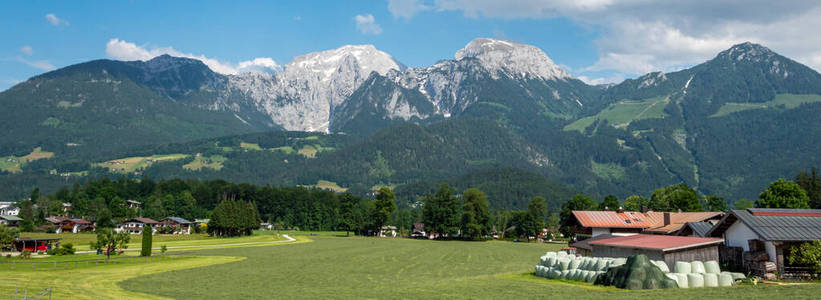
[550,269,562,279]
[704,261,721,274]
[546,257,557,267]
[558,251,568,256]
[665,273,679,286]
[593,254,678,290]
[569,259,581,270]
[729,272,746,280]
[535,265,542,277]
[581,258,592,270]
[703,273,718,287]
[610,258,627,268]
[652,260,670,273]
[559,258,570,271]
[718,274,734,287]
[545,251,557,257]
[595,259,608,271]
[560,270,570,279]
[691,261,706,274]
[675,261,692,274]
[674,273,689,288]
[688,273,704,288]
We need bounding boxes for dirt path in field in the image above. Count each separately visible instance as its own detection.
[76,234,297,254]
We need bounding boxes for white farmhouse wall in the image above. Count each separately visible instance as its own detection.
[592,227,611,236]
[724,221,759,251]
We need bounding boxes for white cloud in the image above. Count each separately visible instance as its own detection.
[105,38,279,75]
[16,57,55,71]
[45,13,69,26]
[20,46,33,56]
[391,0,821,80]
[387,0,431,20]
[354,14,383,35]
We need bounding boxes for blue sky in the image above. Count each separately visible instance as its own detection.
[3,1,821,91]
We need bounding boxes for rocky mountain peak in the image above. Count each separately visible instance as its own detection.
[454,38,570,80]
[718,42,777,63]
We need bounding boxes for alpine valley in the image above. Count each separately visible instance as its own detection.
[2,38,821,209]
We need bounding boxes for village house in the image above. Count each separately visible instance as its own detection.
[706,208,821,278]
[378,225,398,237]
[569,210,724,238]
[588,234,725,270]
[0,201,20,216]
[411,223,426,238]
[126,200,142,209]
[45,216,94,233]
[159,217,193,234]
[117,217,159,234]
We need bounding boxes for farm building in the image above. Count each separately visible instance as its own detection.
[569,233,615,256]
[126,200,141,209]
[13,237,61,252]
[589,234,724,270]
[0,214,22,226]
[117,217,159,234]
[411,223,426,238]
[707,208,821,277]
[570,210,724,238]
[0,202,19,216]
[159,217,193,234]
[676,222,715,237]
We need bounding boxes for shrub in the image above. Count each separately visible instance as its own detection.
[20,249,31,259]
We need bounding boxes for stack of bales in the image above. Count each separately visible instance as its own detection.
[535,252,747,289]
[666,260,745,288]
[534,251,614,283]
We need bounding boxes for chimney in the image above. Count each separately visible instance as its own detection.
[663,212,671,226]
[616,206,624,213]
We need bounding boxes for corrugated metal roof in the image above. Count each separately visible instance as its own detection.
[731,209,821,241]
[589,234,724,252]
[643,212,724,233]
[686,222,714,237]
[569,233,615,251]
[124,217,159,224]
[748,208,821,217]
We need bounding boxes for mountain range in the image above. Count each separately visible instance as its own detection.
[2,38,820,208]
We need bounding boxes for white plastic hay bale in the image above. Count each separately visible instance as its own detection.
[610,258,627,267]
[551,269,562,279]
[570,269,581,280]
[558,251,568,256]
[675,261,692,274]
[535,265,542,276]
[545,251,557,257]
[580,258,590,270]
[569,259,581,270]
[691,261,706,274]
[718,274,734,287]
[559,258,570,271]
[653,260,670,273]
[560,270,570,279]
[729,272,746,280]
[547,257,557,267]
[703,273,718,287]
[675,273,689,288]
[704,261,721,274]
[688,273,704,288]
[595,259,608,271]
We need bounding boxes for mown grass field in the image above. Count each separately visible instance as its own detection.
[17,231,287,252]
[710,93,821,117]
[182,154,227,171]
[4,235,821,299]
[94,154,189,173]
[565,96,668,132]
[120,236,821,299]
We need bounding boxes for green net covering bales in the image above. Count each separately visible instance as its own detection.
[691,261,706,273]
[718,274,734,287]
[704,273,718,287]
[675,262,691,274]
[704,261,720,274]
[688,273,704,288]
[594,254,678,290]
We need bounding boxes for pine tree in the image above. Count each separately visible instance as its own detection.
[141,225,152,256]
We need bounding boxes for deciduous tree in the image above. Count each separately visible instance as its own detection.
[758,179,810,209]
[461,188,490,240]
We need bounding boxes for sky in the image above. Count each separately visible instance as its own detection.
[2,0,821,91]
